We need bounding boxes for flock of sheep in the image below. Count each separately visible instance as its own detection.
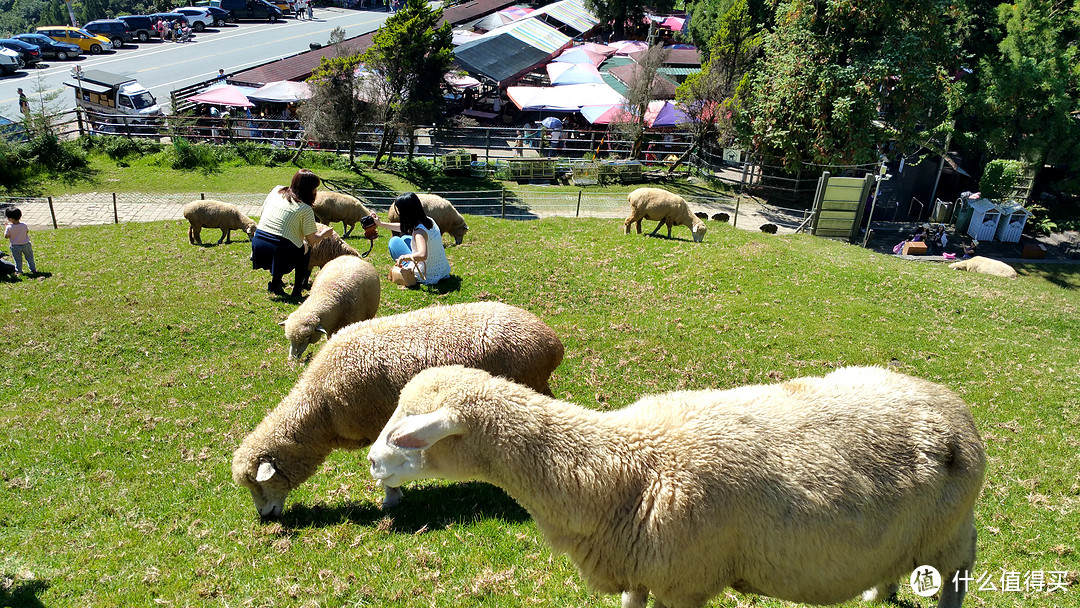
[180,187,988,608]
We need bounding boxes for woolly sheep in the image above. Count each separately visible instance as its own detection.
[182,200,256,245]
[948,255,1017,278]
[370,365,985,608]
[280,256,379,360]
[624,187,707,242]
[232,302,564,517]
[760,222,778,234]
[694,211,708,220]
[312,191,372,237]
[387,193,469,246]
[711,213,729,223]
[307,223,361,271]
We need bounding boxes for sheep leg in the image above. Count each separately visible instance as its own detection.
[620,587,648,608]
[650,221,664,236]
[624,218,633,235]
[342,223,353,238]
[938,523,977,608]
[860,582,899,602]
[666,222,673,238]
[218,229,228,245]
[191,225,201,245]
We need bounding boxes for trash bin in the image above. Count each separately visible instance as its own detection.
[932,198,956,223]
[955,198,974,232]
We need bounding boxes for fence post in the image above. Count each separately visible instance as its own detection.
[575,190,582,217]
[485,128,490,164]
[500,188,506,219]
[48,196,57,230]
[201,193,205,200]
[112,192,118,224]
[75,107,85,136]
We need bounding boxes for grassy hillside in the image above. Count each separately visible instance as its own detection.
[1,216,1078,607]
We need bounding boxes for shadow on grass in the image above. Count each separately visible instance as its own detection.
[1016,264,1080,290]
[0,576,49,608]
[279,481,529,532]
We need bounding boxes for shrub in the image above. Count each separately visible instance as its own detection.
[979,159,1026,200]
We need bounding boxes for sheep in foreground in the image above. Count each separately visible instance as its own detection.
[624,187,707,242]
[387,193,469,245]
[370,365,985,608]
[182,200,256,245]
[949,255,1017,278]
[232,302,564,517]
[312,191,372,237]
[280,256,379,360]
[307,223,361,271]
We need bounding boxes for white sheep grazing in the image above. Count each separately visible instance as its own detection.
[182,200,257,245]
[948,255,1018,278]
[312,191,372,238]
[624,187,707,242]
[280,256,379,360]
[232,302,564,517]
[388,193,469,245]
[307,223,361,271]
[370,365,986,608]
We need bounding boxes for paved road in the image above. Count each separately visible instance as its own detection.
[0,6,390,115]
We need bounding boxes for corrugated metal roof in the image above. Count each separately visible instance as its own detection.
[487,16,570,53]
[454,32,556,83]
[528,0,597,35]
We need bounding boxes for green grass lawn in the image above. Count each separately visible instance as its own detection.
[1,215,1078,607]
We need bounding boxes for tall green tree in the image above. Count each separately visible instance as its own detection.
[682,0,769,54]
[360,0,453,168]
[969,0,1079,173]
[672,0,760,171]
[743,0,960,169]
[585,0,674,41]
[609,44,669,159]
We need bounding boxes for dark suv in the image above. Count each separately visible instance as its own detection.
[217,0,283,22]
[84,19,133,48]
[115,15,154,42]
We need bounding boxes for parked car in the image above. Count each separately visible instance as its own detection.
[0,47,23,75]
[202,6,232,26]
[173,7,215,31]
[12,33,81,60]
[214,0,283,22]
[84,19,133,48]
[35,26,113,54]
[115,15,155,42]
[0,38,42,67]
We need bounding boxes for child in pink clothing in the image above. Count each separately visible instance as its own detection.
[4,207,36,275]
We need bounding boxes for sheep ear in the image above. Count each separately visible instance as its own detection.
[278,320,287,326]
[388,410,463,450]
[255,461,276,482]
[316,325,328,335]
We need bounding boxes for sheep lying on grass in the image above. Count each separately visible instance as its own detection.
[233,302,564,517]
[307,223,360,271]
[371,365,985,608]
[388,193,469,245]
[624,188,707,242]
[948,255,1017,278]
[281,256,379,360]
[182,200,256,245]
[312,191,372,238]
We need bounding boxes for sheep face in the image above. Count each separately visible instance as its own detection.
[280,318,326,360]
[369,410,464,490]
[232,455,294,518]
[691,221,707,243]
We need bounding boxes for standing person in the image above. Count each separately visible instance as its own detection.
[18,88,29,116]
[294,0,303,19]
[251,169,332,297]
[374,192,451,286]
[4,207,36,276]
[306,0,313,20]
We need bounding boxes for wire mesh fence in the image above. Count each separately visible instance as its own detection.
[2,187,817,235]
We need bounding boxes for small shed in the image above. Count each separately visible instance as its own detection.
[966,198,1001,242]
[994,201,1032,243]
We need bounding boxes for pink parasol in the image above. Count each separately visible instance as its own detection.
[553,46,607,67]
[608,40,649,55]
[186,84,254,108]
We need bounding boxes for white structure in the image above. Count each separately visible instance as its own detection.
[966,198,1001,242]
[994,201,1032,243]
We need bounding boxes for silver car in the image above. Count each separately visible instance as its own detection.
[0,47,24,75]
